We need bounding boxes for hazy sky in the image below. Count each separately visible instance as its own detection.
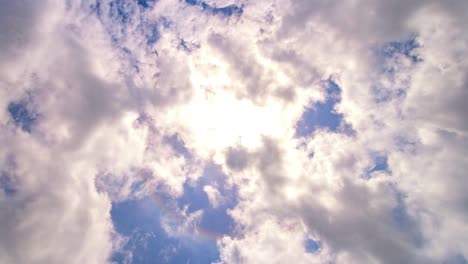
[1,0,468,263]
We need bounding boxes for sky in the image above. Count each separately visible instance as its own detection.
[0,1,468,264]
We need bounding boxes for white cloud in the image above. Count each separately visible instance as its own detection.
[203,185,223,208]
[1,0,467,263]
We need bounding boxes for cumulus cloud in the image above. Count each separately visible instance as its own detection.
[1,0,467,263]
[203,185,223,208]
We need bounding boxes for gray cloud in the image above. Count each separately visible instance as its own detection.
[226,146,251,171]
[0,0,43,63]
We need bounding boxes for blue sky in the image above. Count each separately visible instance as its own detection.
[7,100,37,133]
[295,79,345,137]
[111,197,220,264]
[110,163,238,264]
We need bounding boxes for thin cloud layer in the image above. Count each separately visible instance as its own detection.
[1,0,467,264]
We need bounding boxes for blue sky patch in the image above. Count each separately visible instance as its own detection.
[109,0,135,24]
[103,0,159,37]
[97,0,161,80]
[185,0,243,17]
[111,197,220,264]
[110,164,238,263]
[370,155,389,173]
[371,37,421,103]
[381,37,421,63]
[209,4,243,17]
[137,0,157,9]
[106,0,161,45]
[295,80,348,137]
[304,238,320,253]
[370,37,422,103]
[177,164,238,237]
[8,101,37,132]
[365,154,390,179]
[185,0,198,5]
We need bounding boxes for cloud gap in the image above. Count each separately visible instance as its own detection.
[295,80,351,137]
[177,164,238,237]
[381,37,422,63]
[184,0,243,17]
[372,37,422,103]
[304,238,320,254]
[8,100,38,133]
[111,197,221,264]
[364,153,390,179]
